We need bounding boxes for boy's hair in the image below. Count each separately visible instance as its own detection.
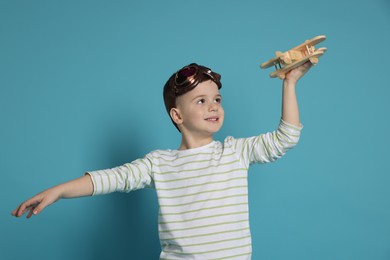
[163,63,222,132]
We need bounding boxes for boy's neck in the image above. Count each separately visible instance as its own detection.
[178,134,214,150]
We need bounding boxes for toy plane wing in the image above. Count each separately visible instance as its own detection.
[260,35,327,79]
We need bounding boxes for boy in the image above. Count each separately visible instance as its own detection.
[12,62,312,259]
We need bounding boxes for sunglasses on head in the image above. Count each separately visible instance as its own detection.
[172,63,221,95]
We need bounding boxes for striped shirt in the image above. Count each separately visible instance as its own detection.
[87,119,302,259]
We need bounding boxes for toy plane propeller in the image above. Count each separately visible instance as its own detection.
[260,35,327,79]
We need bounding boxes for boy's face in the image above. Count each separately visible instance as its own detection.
[172,80,224,138]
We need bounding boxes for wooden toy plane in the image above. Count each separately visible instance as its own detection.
[260,35,327,79]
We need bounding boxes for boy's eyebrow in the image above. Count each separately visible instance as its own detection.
[191,95,206,102]
[191,94,222,101]
[214,94,223,100]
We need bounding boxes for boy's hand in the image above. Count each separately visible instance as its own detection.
[11,188,61,218]
[12,175,93,218]
[284,61,313,83]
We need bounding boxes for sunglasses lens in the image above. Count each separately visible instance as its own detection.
[176,66,197,85]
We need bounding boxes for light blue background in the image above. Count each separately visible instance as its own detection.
[1,1,389,259]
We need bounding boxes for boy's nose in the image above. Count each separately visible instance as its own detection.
[209,103,218,112]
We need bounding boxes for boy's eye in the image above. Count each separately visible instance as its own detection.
[197,99,205,104]
[214,97,222,104]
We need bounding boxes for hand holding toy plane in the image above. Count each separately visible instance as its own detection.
[261,35,327,79]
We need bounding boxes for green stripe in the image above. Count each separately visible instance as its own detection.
[98,171,104,192]
[156,176,247,191]
[277,129,295,145]
[124,163,135,190]
[138,159,150,170]
[160,227,250,241]
[160,252,252,260]
[159,211,248,224]
[273,132,282,149]
[159,185,247,199]
[240,139,249,159]
[118,167,128,191]
[159,202,248,216]
[156,153,235,168]
[134,163,142,189]
[159,194,247,208]
[155,151,226,162]
[171,235,251,248]
[212,252,252,260]
[280,124,300,137]
[155,159,240,175]
[159,219,248,233]
[104,170,111,193]
[249,137,257,161]
[157,157,225,168]
[162,243,252,256]
[260,134,271,159]
[155,152,215,163]
[113,169,118,192]
[154,167,246,183]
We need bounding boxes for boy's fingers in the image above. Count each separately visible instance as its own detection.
[11,208,18,216]
[15,205,27,217]
[13,191,57,218]
[24,204,38,215]
[16,199,40,217]
[30,198,52,216]
[26,208,35,218]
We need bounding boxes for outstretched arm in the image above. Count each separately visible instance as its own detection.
[12,174,93,218]
[281,62,312,126]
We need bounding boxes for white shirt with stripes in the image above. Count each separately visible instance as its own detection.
[87,119,302,259]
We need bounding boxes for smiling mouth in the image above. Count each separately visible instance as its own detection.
[205,116,219,122]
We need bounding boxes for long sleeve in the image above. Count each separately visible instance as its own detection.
[86,156,154,196]
[229,119,302,168]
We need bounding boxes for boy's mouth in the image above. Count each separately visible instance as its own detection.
[205,116,219,122]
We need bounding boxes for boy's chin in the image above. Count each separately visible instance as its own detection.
[208,125,223,134]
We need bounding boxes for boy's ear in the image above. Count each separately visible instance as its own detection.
[170,108,183,125]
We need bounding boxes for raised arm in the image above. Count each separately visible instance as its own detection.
[281,61,312,126]
[12,175,93,218]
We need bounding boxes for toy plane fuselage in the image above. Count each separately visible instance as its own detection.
[260,35,327,79]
